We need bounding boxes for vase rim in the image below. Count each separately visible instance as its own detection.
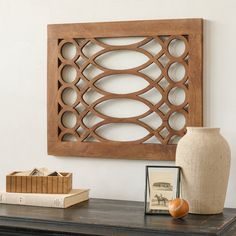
[187,127,220,132]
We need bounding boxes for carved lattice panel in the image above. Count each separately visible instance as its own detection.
[48,19,203,160]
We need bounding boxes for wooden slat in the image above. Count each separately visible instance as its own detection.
[47,176,53,194]
[42,176,48,193]
[21,176,27,193]
[63,176,69,194]
[26,176,32,193]
[6,176,11,192]
[10,176,16,192]
[36,177,42,193]
[68,174,72,192]
[16,176,22,193]
[52,177,58,194]
[57,177,63,194]
[31,176,37,193]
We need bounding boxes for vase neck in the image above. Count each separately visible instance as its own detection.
[187,127,220,134]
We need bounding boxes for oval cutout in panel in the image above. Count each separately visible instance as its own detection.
[98,37,146,46]
[96,123,149,141]
[95,50,149,70]
[95,99,149,118]
[95,74,149,94]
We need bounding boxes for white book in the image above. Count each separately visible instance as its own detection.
[0,189,89,208]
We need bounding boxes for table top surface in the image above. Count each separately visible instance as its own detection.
[0,198,236,236]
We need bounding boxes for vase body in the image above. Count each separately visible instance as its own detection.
[176,127,231,214]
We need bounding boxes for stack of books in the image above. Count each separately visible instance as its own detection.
[1,168,89,208]
[0,189,89,208]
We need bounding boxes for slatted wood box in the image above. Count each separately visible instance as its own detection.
[6,172,72,194]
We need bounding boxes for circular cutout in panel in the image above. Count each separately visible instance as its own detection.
[96,123,149,141]
[61,42,77,60]
[95,74,149,94]
[168,87,186,106]
[61,87,77,106]
[169,112,186,131]
[168,38,186,57]
[168,62,186,82]
[61,65,77,83]
[61,111,77,128]
[95,50,149,70]
[95,99,149,118]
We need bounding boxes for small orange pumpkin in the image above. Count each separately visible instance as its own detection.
[168,198,189,218]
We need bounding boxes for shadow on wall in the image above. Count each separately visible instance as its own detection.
[203,19,212,127]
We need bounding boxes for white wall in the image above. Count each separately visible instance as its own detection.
[0,0,236,207]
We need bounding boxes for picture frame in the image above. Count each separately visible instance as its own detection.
[145,166,181,215]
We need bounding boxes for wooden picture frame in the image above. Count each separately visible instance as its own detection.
[47,19,203,160]
[144,166,181,215]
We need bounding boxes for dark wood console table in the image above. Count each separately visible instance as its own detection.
[0,198,236,235]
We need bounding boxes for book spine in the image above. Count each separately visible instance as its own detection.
[0,193,65,208]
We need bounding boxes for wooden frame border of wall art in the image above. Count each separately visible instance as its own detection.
[47,18,203,161]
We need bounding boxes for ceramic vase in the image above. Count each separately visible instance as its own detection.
[176,127,231,214]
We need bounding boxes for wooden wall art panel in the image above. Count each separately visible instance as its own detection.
[47,19,203,160]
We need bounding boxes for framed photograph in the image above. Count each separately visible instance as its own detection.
[145,166,181,215]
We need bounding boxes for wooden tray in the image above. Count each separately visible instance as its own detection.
[6,172,72,194]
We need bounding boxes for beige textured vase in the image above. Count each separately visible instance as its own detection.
[176,127,231,214]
